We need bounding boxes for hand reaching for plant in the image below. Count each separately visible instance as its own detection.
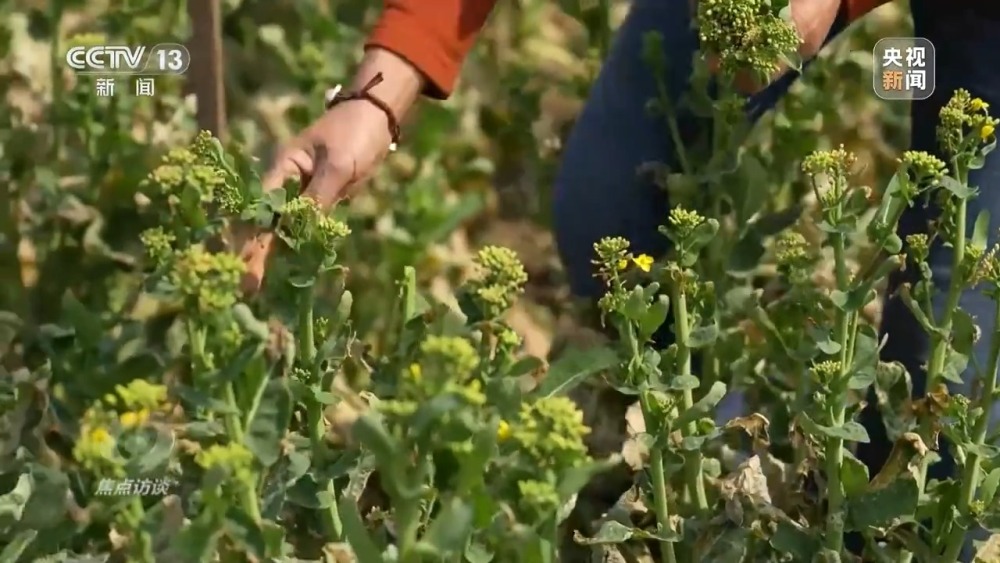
[702,0,886,93]
[237,48,425,294]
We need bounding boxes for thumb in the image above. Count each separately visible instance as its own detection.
[237,148,314,295]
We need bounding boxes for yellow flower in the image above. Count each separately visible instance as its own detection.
[89,427,112,445]
[632,254,654,272]
[119,408,149,429]
[497,420,512,441]
[616,259,628,271]
[982,124,996,140]
[408,363,422,382]
[971,98,989,112]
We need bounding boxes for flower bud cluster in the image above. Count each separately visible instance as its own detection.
[167,246,246,314]
[938,90,998,157]
[465,245,528,318]
[696,0,801,77]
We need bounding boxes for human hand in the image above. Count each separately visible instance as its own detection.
[236,49,424,294]
[703,0,844,93]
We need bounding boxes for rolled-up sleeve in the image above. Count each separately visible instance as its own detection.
[366,1,499,99]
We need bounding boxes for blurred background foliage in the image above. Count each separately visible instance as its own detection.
[1,0,910,363]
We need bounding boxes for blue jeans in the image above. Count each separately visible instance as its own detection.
[552,0,1000,558]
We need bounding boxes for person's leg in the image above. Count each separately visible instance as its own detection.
[857,3,1000,560]
[551,0,851,556]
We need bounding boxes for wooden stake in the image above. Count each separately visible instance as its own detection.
[186,0,227,138]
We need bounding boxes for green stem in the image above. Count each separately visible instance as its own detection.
[128,497,154,563]
[220,376,253,522]
[823,210,853,554]
[186,313,246,514]
[396,459,429,562]
[298,286,344,540]
[925,203,968,392]
[639,393,679,563]
[673,286,710,513]
[900,166,969,563]
[941,298,1000,560]
[653,72,692,176]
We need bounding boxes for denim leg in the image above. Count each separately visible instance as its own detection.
[552,0,849,424]
[855,4,1000,560]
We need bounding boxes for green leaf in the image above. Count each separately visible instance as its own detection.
[534,345,618,398]
[897,284,938,335]
[351,415,403,496]
[266,187,287,210]
[422,498,474,554]
[339,496,384,563]
[639,295,670,341]
[846,476,920,530]
[669,374,700,391]
[59,292,102,347]
[173,513,225,562]
[232,304,271,341]
[0,530,37,562]
[224,508,267,558]
[556,456,623,500]
[506,356,545,379]
[769,521,819,560]
[883,233,903,254]
[286,472,334,509]
[574,521,636,544]
[727,230,766,275]
[673,381,727,429]
[18,465,69,529]
[751,204,803,236]
[0,473,32,526]
[973,210,992,248]
[245,379,292,467]
[798,414,870,443]
[729,154,768,231]
[941,348,970,385]
[697,526,749,563]
[841,451,870,498]
[687,323,719,348]
[465,540,494,563]
[575,520,680,545]
[939,176,976,199]
[123,427,175,475]
[410,394,463,440]
[981,468,1000,506]
[953,310,978,356]
[689,219,721,252]
[620,285,652,321]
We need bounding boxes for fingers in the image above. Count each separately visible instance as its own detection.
[791,0,841,59]
[262,147,313,192]
[237,146,312,295]
[706,55,764,94]
[238,229,274,294]
[237,140,357,295]
[300,143,356,209]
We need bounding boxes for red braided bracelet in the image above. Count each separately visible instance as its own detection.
[325,72,401,151]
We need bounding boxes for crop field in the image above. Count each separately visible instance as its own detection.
[5,1,1000,562]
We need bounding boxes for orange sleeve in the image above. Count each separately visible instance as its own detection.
[366,1,499,99]
[844,0,891,21]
